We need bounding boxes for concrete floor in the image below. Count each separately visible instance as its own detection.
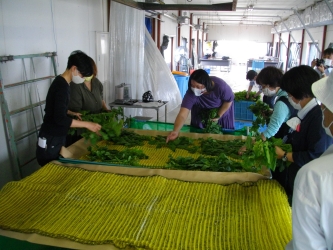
[164,64,261,125]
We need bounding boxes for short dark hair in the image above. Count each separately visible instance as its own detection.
[323,48,333,56]
[280,65,319,99]
[256,66,283,88]
[67,50,93,77]
[246,70,257,81]
[188,69,214,92]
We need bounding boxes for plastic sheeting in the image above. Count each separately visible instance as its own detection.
[109,2,182,120]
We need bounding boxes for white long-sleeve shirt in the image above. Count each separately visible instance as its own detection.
[286,144,333,250]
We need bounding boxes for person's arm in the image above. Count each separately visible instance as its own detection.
[311,59,316,68]
[246,85,253,99]
[275,146,294,162]
[317,65,326,78]
[211,101,233,122]
[166,107,190,143]
[262,101,290,140]
[71,119,101,133]
[67,110,82,120]
[101,100,109,111]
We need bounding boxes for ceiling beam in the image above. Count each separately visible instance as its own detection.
[137,2,234,11]
[193,14,280,18]
[236,7,294,11]
[111,0,142,10]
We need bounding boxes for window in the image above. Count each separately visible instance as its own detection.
[308,42,319,66]
[287,42,301,70]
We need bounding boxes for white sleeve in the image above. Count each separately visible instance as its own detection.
[292,169,328,250]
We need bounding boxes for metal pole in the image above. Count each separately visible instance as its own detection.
[0,72,22,180]
[22,59,39,139]
[293,9,321,55]
[30,58,44,120]
[324,0,333,16]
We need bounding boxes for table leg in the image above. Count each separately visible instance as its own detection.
[165,104,167,123]
[157,109,159,122]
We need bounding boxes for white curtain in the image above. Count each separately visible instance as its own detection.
[109,2,181,120]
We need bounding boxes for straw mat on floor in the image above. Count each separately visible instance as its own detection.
[0,163,291,249]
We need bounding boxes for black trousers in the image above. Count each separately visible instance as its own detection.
[36,130,66,166]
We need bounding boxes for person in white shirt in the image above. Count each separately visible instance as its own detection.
[286,71,333,250]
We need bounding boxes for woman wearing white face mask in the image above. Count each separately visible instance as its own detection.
[36,50,102,166]
[166,69,234,142]
[255,67,296,141]
[285,70,333,250]
[66,57,109,145]
[274,65,333,201]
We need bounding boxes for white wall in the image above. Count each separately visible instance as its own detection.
[207,25,272,42]
[0,0,105,187]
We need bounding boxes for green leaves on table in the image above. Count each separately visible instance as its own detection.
[148,135,199,153]
[166,153,244,172]
[87,146,148,166]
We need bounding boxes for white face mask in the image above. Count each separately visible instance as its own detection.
[262,87,276,97]
[72,69,85,84]
[288,96,302,110]
[324,59,332,66]
[322,108,333,137]
[191,87,206,96]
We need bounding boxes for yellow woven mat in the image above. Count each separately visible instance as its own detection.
[0,163,291,249]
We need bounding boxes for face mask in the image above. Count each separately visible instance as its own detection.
[191,87,206,96]
[72,69,85,84]
[288,96,302,110]
[322,108,333,137]
[262,88,276,97]
[324,59,332,66]
[84,75,94,82]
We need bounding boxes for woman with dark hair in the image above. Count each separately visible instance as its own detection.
[246,69,275,108]
[69,57,109,116]
[66,56,109,145]
[166,69,234,142]
[274,65,332,198]
[36,51,102,166]
[255,66,295,140]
